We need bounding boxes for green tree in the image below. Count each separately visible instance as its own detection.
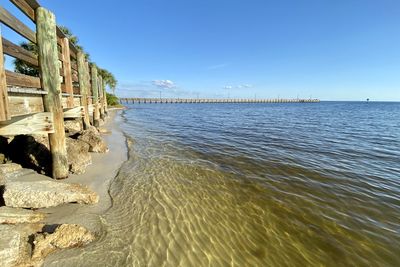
[14,42,39,76]
[106,92,120,106]
[13,26,116,92]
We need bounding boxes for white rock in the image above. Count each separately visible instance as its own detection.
[0,207,45,224]
[3,180,99,209]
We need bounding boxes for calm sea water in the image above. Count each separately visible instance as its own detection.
[55,102,400,266]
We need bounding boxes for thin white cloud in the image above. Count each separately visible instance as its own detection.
[152,80,176,89]
[223,84,253,90]
[208,63,229,70]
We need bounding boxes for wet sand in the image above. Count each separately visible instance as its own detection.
[41,109,127,229]
[33,109,129,261]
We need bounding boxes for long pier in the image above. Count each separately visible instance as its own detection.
[120,98,320,104]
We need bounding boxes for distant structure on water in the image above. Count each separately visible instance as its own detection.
[120,98,321,104]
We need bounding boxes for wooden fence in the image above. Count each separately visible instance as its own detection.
[0,0,108,179]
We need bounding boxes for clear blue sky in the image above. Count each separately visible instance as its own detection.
[2,0,400,100]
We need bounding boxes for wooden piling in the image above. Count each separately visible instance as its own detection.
[101,76,108,114]
[36,7,68,179]
[0,28,10,121]
[61,37,74,108]
[77,51,91,129]
[90,65,100,127]
[98,75,105,119]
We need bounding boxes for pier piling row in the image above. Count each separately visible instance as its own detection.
[120,98,320,104]
[0,0,108,178]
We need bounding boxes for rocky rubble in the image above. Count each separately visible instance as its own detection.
[0,223,95,267]
[30,224,95,266]
[7,135,51,176]
[0,223,43,267]
[64,119,82,136]
[78,126,108,153]
[66,138,92,174]
[3,180,99,209]
[0,207,45,224]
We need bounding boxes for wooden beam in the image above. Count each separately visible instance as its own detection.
[20,0,40,10]
[61,37,74,108]
[5,70,41,88]
[10,0,35,21]
[63,106,83,118]
[0,112,53,135]
[0,31,10,121]
[90,65,100,127]
[36,7,68,179]
[77,51,91,129]
[7,87,46,95]
[0,5,36,43]
[2,37,38,66]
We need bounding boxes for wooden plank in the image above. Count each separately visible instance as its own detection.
[77,51,91,129]
[61,37,74,108]
[36,7,68,179]
[8,94,44,116]
[7,87,46,94]
[0,5,36,43]
[0,31,11,121]
[2,37,38,66]
[0,112,53,135]
[90,65,100,126]
[63,106,83,118]
[5,70,41,88]
[10,0,35,21]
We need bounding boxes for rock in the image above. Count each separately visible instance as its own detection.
[0,207,45,224]
[0,163,22,186]
[8,135,51,176]
[30,224,95,266]
[0,163,22,176]
[66,138,92,174]
[98,127,111,134]
[31,134,49,149]
[0,224,43,267]
[64,120,82,136]
[78,126,108,153]
[0,136,9,164]
[3,180,99,209]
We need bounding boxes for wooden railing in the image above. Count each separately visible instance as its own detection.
[0,0,108,178]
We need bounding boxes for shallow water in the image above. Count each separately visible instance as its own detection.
[54,102,400,266]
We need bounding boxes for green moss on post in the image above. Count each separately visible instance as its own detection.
[36,7,68,179]
[77,51,91,129]
[91,65,100,127]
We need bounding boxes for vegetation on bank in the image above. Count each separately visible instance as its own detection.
[106,93,122,107]
[13,25,117,95]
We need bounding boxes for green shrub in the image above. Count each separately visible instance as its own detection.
[106,93,120,106]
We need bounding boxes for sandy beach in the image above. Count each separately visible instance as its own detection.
[0,109,128,266]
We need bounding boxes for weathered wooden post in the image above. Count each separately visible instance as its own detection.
[90,64,100,127]
[101,76,108,115]
[77,51,91,129]
[0,28,10,121]
[36,7,68,179]
[98,75,105,119]
[61,37,74,108]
